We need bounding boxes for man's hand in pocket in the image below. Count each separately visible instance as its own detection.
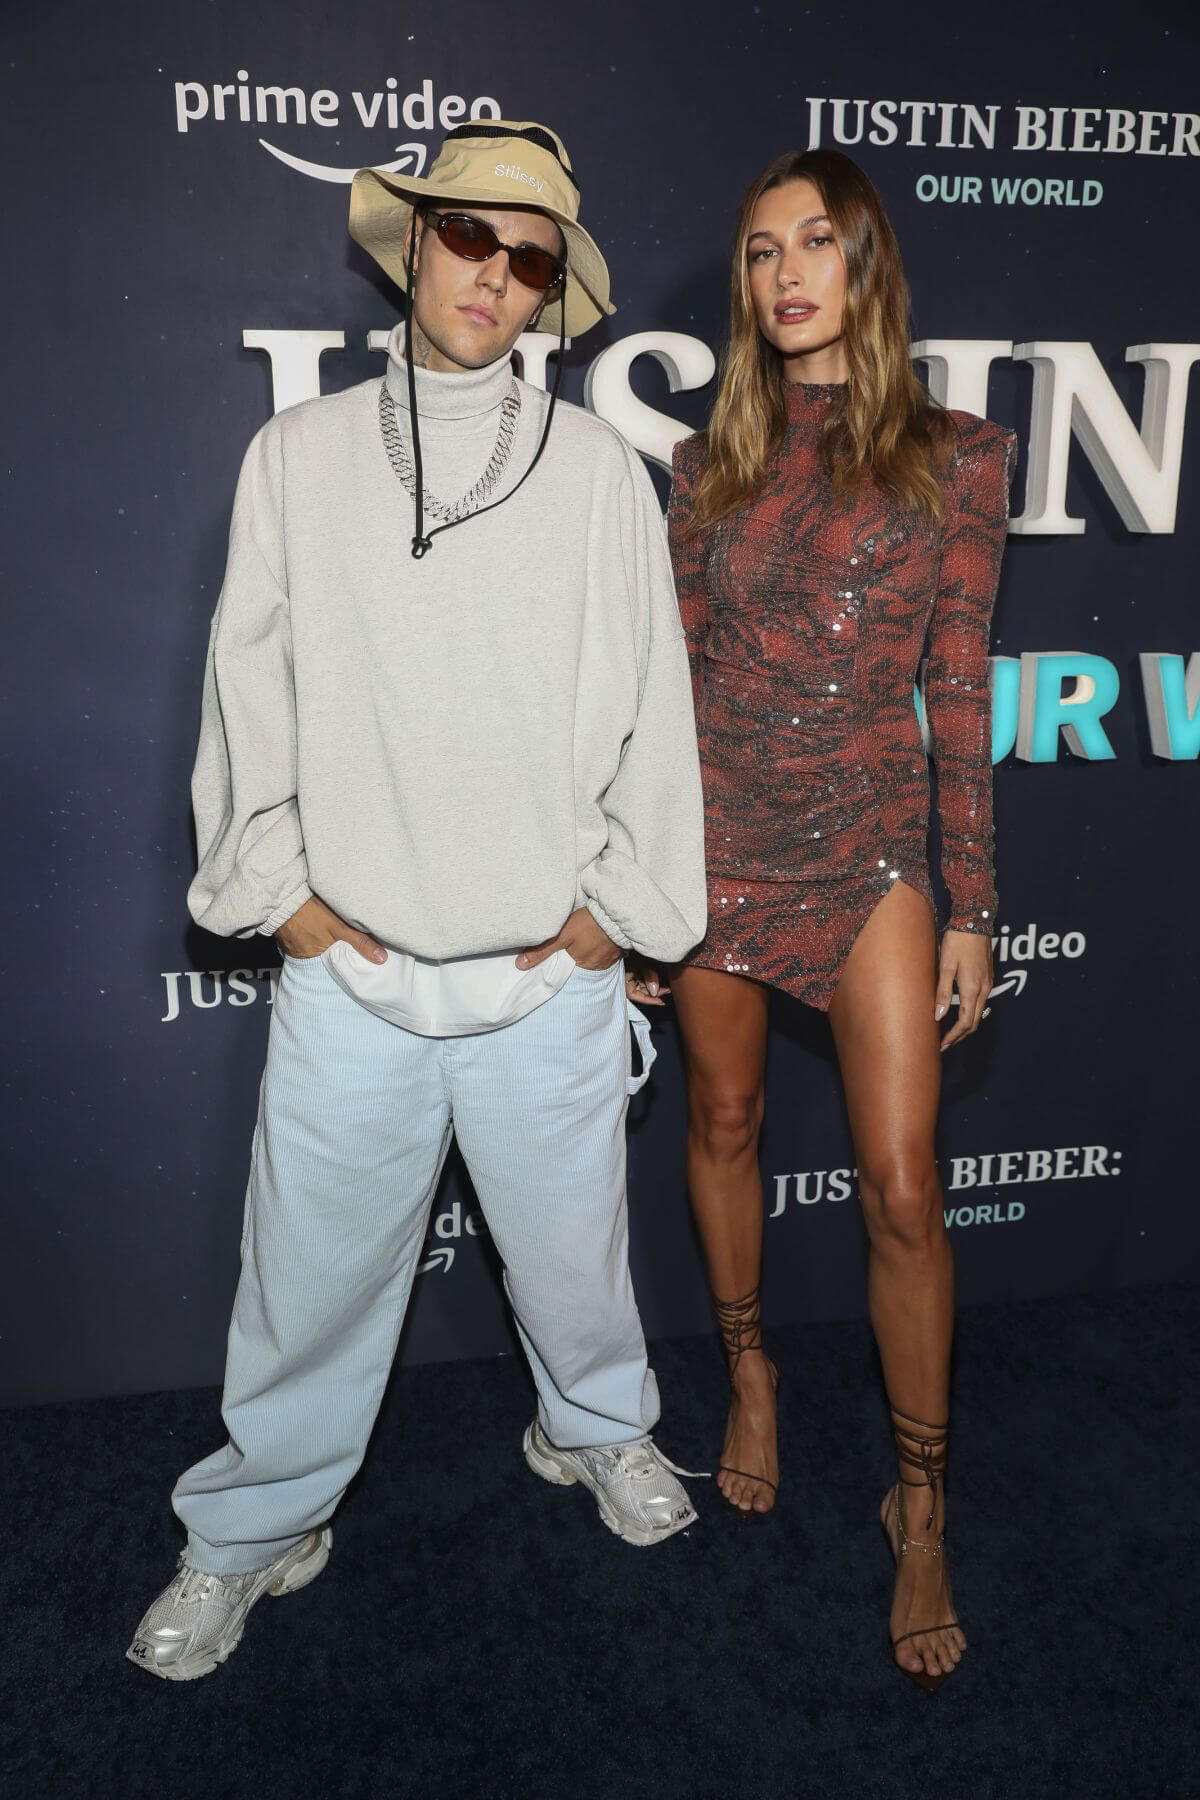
[276,895,387,964]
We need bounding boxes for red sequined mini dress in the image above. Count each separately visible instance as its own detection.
[668,381,1016,1010]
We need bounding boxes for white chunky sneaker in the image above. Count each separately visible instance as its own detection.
[126,1527,332,1680]
[523,1420,700,1546]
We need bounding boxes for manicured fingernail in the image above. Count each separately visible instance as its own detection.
[648,979,659,995]
[515,955,530,969]
[934,1004,946,1019]
[372,948,387,963]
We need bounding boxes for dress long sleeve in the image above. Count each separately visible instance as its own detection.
[925,419,1018,934]
[187,422,312,939]
[667,436,711,713]
[579,451,707,963]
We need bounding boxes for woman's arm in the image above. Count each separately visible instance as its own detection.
[925,418,1018,938]
[926,417,1017,1046]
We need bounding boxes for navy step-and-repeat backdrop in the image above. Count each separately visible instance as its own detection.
[3,0,1197,1405]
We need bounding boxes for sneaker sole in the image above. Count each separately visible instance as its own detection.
[125,1527,332,1681]
[522,1424,697,1548]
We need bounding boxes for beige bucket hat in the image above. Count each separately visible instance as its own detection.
[349,120,615,337]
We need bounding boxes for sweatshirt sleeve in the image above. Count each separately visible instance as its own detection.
[186,421,313,939]
[579,452,708,963]
[667,436,710,713]
[925,417,1017,935]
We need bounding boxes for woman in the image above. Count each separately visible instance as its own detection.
[651,148,1015,1689]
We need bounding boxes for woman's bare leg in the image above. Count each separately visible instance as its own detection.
[671,965,778,1513]
[827,880,964,1679]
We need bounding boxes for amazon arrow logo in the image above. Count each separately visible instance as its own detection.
[977,965,1029,1022]
[259,139,427,183]
[950,965,1028,1018]
[418,1246,455,1275]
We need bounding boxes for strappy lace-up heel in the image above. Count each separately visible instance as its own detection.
[881,1409,964,1692]
[713,1286,780,1516]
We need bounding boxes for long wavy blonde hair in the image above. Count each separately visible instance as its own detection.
[690,148,953,530]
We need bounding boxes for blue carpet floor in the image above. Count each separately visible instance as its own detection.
[2,1284,1196,1800]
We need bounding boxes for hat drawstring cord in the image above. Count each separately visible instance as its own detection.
[404,223,433,559]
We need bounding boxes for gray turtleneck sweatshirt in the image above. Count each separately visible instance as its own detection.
[187,325,707,963]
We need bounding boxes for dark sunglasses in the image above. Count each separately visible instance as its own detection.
[420,209,566,294]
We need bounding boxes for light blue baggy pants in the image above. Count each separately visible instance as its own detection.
[173,953,659,1574]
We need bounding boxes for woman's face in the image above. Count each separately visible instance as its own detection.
[746,177,847,373]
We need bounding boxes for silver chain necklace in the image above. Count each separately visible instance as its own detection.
[378,378,522,524]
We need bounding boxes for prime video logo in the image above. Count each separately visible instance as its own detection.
[171,70,500,182]
[417,1200,488,1275]
[984,919,1086,1006]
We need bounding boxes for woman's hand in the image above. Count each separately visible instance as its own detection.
[515,906,623,972]
[935,928,993,1050]
[276,894,387,963]
[625,955,669,1007]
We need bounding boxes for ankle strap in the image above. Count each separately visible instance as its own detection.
[890,1409,948,1534]
[714,1287,764,1377]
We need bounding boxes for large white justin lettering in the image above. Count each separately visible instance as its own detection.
[248,329,569,412]
[1008,341,1200,534]
[583,332,717,470]
[915,337,1200,533]
[242,329,345,412]
[911,338,1013,417]
[241,329,1197,535]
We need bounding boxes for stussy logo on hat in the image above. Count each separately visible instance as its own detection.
[494,162,546,194]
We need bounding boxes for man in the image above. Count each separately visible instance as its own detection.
[127,120,707,1681]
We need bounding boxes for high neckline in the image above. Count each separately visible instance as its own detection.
[783,377,846,420]
[384,322,514,421]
